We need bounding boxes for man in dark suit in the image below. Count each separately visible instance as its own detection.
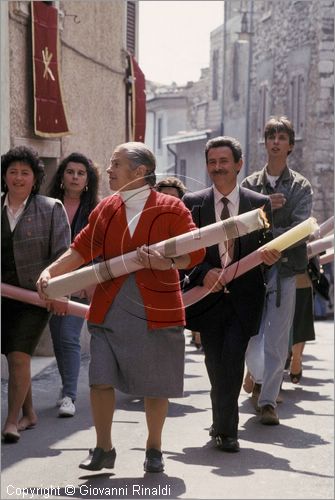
[183,136,279,452]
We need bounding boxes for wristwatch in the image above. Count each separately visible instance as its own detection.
[170,258,176,269]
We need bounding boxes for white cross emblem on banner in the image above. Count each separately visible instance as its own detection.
[42,47,55,81]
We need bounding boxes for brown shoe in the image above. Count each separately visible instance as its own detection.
[276,392,284,404]
[260,405,279,425]
[250,383,261,412]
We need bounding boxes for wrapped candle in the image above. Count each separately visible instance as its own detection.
[263,217,318,252]
[320,251,334,266]
[310,216,334,241]
[183,217,319,307]
[307,234,334,258]
[45,208,268,299]
[1,283,88,318]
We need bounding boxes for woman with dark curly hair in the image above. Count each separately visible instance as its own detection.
[1,146,70,442]
[47,153,100,417]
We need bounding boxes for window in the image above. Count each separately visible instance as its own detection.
[157,118,162,150]
[257,82,270,140]
[232,42,239,100]
[212,49,219,101]
[289,72,306,139]
[127,1,136,55]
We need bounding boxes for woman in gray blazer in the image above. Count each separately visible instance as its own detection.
[1,146,70,443]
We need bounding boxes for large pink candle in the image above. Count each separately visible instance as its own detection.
[45,208,268,299]
[1,283,89,318]
[183,217,318,306]
[307,234,334,258]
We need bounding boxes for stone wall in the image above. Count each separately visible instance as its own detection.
[247,0,334,223]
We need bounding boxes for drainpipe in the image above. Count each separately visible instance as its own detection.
[244,0,254,178]
[147,109,156,152]
[166,143,178,176]
[220,1,227,136]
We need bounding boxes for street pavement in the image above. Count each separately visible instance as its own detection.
[1,321,334,500]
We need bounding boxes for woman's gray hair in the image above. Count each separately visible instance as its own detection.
[118,142,156,186]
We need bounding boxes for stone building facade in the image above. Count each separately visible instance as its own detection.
[223,0,334,222]
[145,81,188,177]
[146,73,211,189]
[149,0,333,224]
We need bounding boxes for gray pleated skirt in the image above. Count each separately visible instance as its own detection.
[88,274,185,398]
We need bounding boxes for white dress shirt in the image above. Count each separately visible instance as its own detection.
[213,184,240,267]
[3,194,29,231]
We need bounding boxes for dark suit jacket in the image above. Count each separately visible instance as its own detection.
[183,186,272,337]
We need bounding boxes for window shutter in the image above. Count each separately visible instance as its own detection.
[127,1,136,55]
[298,74,306,136]
[232,42,239,100]
[258,83,269,140]
[289,72,306,138]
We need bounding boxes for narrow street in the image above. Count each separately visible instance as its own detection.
[1,320,333,499]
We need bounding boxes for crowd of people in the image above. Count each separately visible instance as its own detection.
[1,116,332,472]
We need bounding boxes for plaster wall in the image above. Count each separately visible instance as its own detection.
[7,0,127,198]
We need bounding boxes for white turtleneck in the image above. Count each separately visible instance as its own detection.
[111,185,151,237]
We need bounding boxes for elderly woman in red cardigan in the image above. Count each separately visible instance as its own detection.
[37,142,205,473]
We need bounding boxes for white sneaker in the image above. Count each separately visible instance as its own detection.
[58,396,76,417]
[56,389,64,407]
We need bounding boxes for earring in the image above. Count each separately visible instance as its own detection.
[85,185,88,191]
[60,182,64,189]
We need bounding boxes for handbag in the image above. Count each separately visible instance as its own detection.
[307,257,330,301]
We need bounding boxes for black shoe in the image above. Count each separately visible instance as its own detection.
[79,447,116,470]
[2,430,20,443]
[284,351,292,370]
[144,448,164,472]
[216,435,240,453]
[209,425,217,438]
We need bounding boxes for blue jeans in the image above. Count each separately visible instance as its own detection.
[49,299,87,401]
[245,266,296,407]
[314,291,328,318]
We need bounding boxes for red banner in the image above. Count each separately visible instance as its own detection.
[129,54,146,142]
[31,1,70,137]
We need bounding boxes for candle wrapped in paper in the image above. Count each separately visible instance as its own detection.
[45,208,268,299]
[307,234,334,258]
[320,251,334,266]
[1,283,89,318]
[310,216,334,241]
[183,217,319,307]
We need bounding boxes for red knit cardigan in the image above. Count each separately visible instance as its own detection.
[71,189,205,328]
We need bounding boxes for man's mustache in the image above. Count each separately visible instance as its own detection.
[212,169,228,175]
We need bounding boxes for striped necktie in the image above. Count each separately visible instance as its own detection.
[220,197,234,260]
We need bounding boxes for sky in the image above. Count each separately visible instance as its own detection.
[139,1,224,86]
